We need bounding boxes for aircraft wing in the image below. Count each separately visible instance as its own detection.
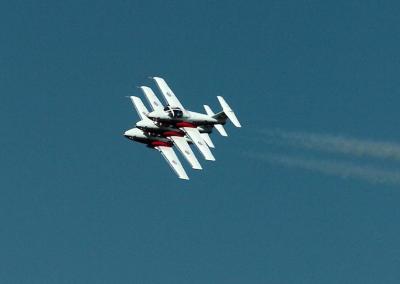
[152,77,185,110]
[200,133,215,148]
[170,136,202,170]
[140,86,163,110]
[130,96,151,121]
[182,127,215,161]
[155,146,189,180]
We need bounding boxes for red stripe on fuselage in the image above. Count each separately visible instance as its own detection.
[150,141,172,147]
[162,131,184,137]
[175,122,196,128]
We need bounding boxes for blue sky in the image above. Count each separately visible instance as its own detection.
[1,0,400,283]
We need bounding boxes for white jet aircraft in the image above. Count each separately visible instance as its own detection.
[139,86,215,149]
[146,77,241,140]
[138,86,215,161]
[129,96,202,170]
[123,77,241,180]
[123,128,189,180]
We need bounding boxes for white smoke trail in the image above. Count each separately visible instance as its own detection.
[246,152,400,185]
[261,129,400,161]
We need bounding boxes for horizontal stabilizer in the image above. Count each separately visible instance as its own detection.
[200,133,215,148]
[204,105,228,136]
[217,96,241,128]
[203,105,214,116]
[214,124,227,137]
[170,136,202,170]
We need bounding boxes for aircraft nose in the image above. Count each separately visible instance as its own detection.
[123,129,135,138]
[124,128,141,138]
[136,120,146,127]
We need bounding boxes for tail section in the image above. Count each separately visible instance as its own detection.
[217,96,241,127]
[203,105,214,116]
[203,105,228,137]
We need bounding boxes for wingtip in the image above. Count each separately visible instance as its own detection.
[148,76,161,80]
[127,95,137,100]
[139,85,149,90]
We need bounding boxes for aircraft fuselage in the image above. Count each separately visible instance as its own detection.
[147,110,219,126]
[123,128,172,147]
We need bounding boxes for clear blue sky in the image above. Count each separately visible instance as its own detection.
[1,0,400,283]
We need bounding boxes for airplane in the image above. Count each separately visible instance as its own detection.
[123,127,189,180]
[139,86,215,149]
[123,77,241,180]
[137,85,216,161]
[129,96,202,170]
[145,77,241,138]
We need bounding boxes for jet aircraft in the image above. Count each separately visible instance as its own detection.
[123,128,190,180]
[129,96,202,170]
[123,77,241,180]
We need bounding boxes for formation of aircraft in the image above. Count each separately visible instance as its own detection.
[123,77,241,180]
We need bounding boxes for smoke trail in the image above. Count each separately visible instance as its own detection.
[261,129,400,161]
[246,152,400,185]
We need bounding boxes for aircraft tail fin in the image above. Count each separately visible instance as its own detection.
[217,96,241,127]
[204,105,228,137]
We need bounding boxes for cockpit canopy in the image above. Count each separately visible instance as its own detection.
[163,105,184,118]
